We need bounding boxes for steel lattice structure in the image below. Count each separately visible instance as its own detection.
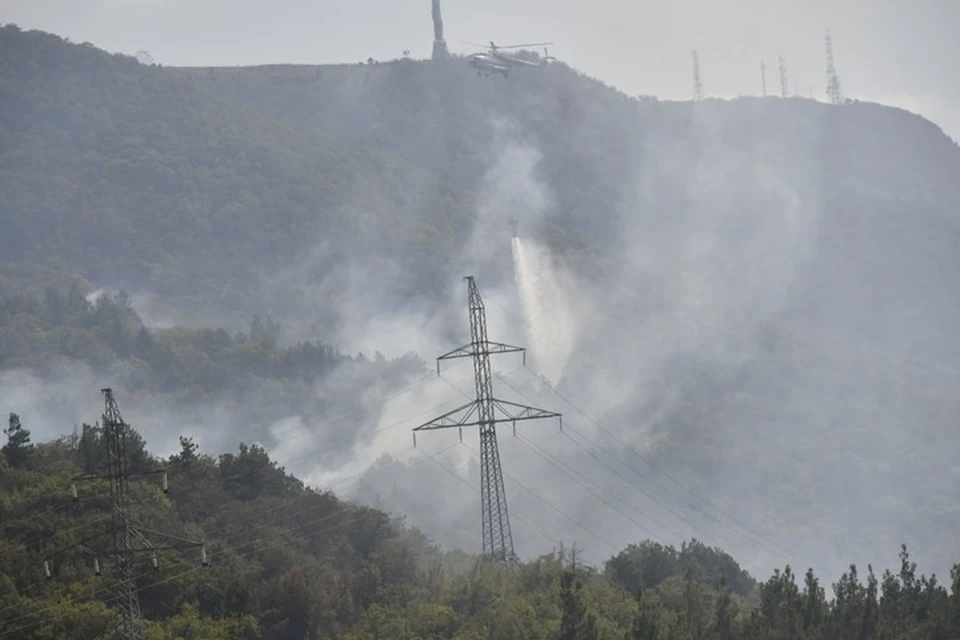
[414,276,561,563]
[692,50,704,101]
[825,29,844,104]
[102,388,145,640]
[59,388,207,639]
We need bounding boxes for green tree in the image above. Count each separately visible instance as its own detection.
[714,579,736,640]
[559,568,598,640]
[176,436,199,465]
[606,542,680,593]
[802,568,827,638]
[626,588,661,640]
[2,412,33,467]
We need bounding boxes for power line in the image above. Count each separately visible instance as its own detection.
[414,446,563,550]
[484,370,784,572]
[52,389,206,640]
[1,374,485,613]
[2,364,459,536]
[1,439,462,634]
[460,441,620,554]
[515,368,796,554]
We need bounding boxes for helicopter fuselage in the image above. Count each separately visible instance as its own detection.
[468,53,511,76]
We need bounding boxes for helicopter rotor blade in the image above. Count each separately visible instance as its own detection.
[495,42,554,50]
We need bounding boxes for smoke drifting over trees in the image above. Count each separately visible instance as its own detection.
[1,22,959,600]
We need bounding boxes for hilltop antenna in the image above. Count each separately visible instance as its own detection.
[761,61,767,97]
[431,0,449,59]
[779,56,789,98]
[825,29,844,104]
[413,276,562,564]
[60,388,207,639]
[692,50,704,101]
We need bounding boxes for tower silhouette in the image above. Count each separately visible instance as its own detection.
[431,0,449,59]
[692,50,704,101]
[825,29,844,104]
[59,388,207,639]
[414,276,561,562]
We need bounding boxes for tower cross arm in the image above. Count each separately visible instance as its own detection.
[413,400,480,431]
[436,341,526,374]
[413,397,561,432]
[131,525,204,549]
[72,468,166,484]
[490,398,562,424]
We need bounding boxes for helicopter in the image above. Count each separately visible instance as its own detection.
[466,41,556,77]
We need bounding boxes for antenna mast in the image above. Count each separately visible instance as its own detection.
[825,29,844,104]
[779,56,789,98]
[692,50,704,101]
[414,276,562,563]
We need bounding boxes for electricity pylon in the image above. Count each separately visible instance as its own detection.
[414,276,562,563]
[58,388,207,640]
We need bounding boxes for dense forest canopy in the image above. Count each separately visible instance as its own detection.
[2,426,959,639]
[1,19,960,610]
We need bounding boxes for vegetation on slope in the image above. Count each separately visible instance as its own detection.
[3,21,960,599]
[0,286,421,391]
[0,286,426,482]
[0,24,475,321]
[2,422,959,639]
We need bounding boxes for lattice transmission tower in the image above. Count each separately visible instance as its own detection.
[825,29,844,104]
[414,276,562,563]
[692,50,704,101]
[779,56,789,98]
[46,388,207,639]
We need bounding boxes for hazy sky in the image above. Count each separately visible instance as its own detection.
[2,0,958,138]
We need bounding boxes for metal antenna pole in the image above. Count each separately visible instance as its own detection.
[414,276,561,563]
[57,388,207,639]
[779,56,789,98]
[692,50,704,101]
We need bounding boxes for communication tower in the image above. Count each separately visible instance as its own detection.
[825,29,844,104]
[692,50,704,101]
[779,57,789,98]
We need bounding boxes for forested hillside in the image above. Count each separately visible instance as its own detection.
[2,22,960,586]
[0,24,474,331]
[2,426,959,639]
[175,56,960,364]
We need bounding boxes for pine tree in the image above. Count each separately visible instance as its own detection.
[715,579,736,640]
[2,412,33,468]
[559,568,598,640]
[626,588,660,640]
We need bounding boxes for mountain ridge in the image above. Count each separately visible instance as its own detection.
[1,24,960,580]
